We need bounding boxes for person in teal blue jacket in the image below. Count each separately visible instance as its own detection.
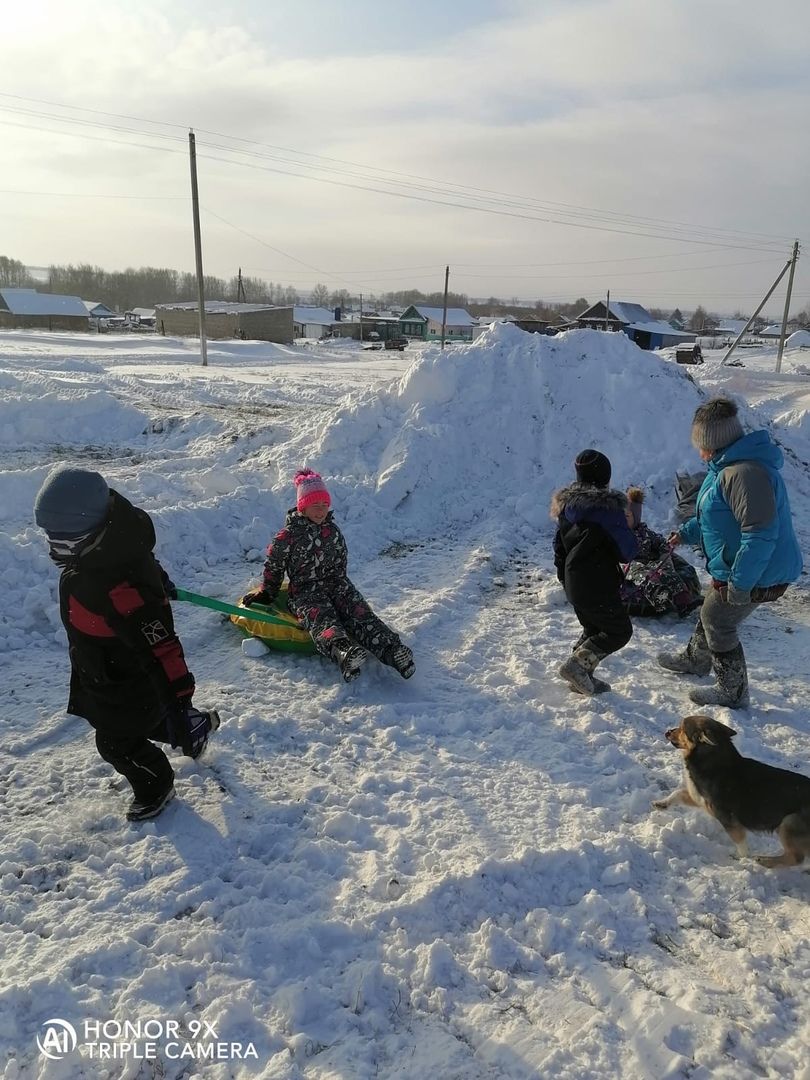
[658,397,802,708]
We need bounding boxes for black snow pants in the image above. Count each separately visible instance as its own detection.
[288,577,400,659]
[573,598,633,658]
[95,716,175,802]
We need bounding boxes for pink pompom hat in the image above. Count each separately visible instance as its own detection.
[294,468,331,511]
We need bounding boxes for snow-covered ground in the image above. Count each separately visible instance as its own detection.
[1,328,809,1079]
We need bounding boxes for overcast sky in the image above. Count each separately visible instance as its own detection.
[1,0,808,315]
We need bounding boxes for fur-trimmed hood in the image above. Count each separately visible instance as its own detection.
[550,483,628,521]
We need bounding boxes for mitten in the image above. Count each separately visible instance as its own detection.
[166,702,220,758]
[242,589,271,608]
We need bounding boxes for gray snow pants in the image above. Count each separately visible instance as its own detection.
[698,586,756,653]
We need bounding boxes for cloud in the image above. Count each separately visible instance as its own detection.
[0,0,806,309]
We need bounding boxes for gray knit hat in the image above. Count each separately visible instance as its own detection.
[34,467,110,539]
[691,397,744,452]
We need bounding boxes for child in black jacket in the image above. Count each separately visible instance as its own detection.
[243,469,414,683]
[551,449,638,695]
[34,467,219,821]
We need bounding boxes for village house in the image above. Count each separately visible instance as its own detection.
[154,301,294,343]
[399,305,476,342]
[292,306,337,339]
[0,288,90,331]
[576,300,695,350]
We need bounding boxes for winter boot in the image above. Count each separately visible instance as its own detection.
[657,620,711,676]
[384,642,416,679]
[689,644,749,709]
[571,630,589,653]
[126,784,176,822]
[559,647,609,696]
[331,639,368,683]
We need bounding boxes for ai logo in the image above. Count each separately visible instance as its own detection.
[36,1018,78,1060]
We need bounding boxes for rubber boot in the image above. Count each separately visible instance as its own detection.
[657,620,711,675]
[383,642,415,679]
[689,644,749,709]
[559,646,610,696]
[331,638,368,683]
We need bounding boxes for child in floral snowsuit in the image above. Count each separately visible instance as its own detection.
[243,470,415,683]
[620,487,703,618]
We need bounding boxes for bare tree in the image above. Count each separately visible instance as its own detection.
[0,255,36,288]
[310,283,330,307]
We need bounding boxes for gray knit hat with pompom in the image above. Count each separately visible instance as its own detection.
[691,397,744,452]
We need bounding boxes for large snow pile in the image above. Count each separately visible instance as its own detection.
[0,370,149,448]
[785,329,810,349]
[282,325,706,537]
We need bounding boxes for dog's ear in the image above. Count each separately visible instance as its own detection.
[683,714,736,746]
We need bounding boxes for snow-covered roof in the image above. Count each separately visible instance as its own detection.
[0,288,89,318]
[626,321,695,339]
[716,319,747,334]
[82,300,114,316]
[608,302,652,325]
[578,300,654,326]
[293,306,336,326]
[155,301,285,315]
[128,307,156,319]
[407,306,476,326]
[786,329,810,348]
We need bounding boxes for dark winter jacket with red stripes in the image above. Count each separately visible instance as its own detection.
[57,491,194,734]
[261,508,349,602]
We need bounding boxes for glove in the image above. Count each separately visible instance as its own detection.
[242,588,271,608]
[166,702,220,758]
[726,582,752,606]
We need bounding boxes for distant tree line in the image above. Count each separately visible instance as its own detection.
[2,254,808,325]
[0,255,301,312]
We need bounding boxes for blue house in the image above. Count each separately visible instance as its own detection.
[577,300,695,350]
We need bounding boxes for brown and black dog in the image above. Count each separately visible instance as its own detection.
[653,714,810,868]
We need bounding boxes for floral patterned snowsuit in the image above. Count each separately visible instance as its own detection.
[260,508,401,659]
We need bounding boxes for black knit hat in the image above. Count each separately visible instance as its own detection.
[575,448,611,488]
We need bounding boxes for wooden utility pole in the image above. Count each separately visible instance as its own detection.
[605,289,610,331]
[359,293,363,342]
[237,267,247,303]
[722,255,793,366]
[440,265,449,349]
[188,129,208,367]
[776,240,800,374]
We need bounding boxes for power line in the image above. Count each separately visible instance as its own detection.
[0,91,794,248]
[0,97,795,253]
[201,207,375,294]
[0,188,187,200]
